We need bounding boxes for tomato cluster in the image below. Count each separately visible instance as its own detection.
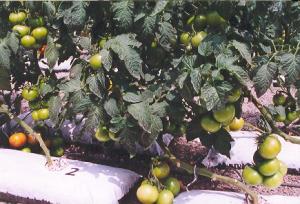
[9,11,47,49]
[271,93,300,124]
[180,11,226,51]
[8,130,65,157]
[94,124,117,142]
[136,162,181,204]
[242,134,287,189]
[200,88,244,133]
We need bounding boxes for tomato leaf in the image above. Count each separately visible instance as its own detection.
[278,53,300,85]
[84,104,104,132]
[123,92,143,103]
[212,128,234,158]
[112,0,134,30]
[48,96,62,125]
[150,0,169,16]
[253,61,277,97]
[232,40,252,65]
[104,98,120,118]
[157,21,177,50]
[45,36,59,69]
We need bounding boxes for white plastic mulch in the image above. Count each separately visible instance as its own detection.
[174,190,300,204]
[0,149,141,204]
[202,131,300,170]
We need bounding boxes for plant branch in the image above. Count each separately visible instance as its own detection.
[159,142,258,204]
[245,88,300,144]
[0,105,53,166]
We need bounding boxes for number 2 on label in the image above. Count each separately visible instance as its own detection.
[65,168,79,176]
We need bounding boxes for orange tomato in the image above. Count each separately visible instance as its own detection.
[9,132,27,148]
[27,134,38,145]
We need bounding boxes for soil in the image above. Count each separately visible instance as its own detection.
[1,137,299,204]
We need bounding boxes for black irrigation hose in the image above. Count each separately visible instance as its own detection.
[281,183,300,188]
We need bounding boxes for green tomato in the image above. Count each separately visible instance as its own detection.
[191,31,207,48]
[274,114,286,122]
[259,135,281,159]
[152,162,170,180]
[21,147,32,153]
[99,38,107,49]
[52,137,64,147]
[263,172,284,189]
[16,12,27,23]
[136,184,159,204]
[200,115,221,133]
[95,125,111,142]
[9,13,19,24]
[206,11,226,26]
[229,117,244,131]
[21,35,36,48]
[194,15,207,30]
[37,108,49,120]
[156,190,174,204]
[53,147,64,157]
[27,17,45,28]
[287,111,299,122]
[180,32,191,46]
[258,158,280,176]
[227,88,242,103]
[12,25,30,37]
[22,87,38,101]
[242,166,263,185]
[165,177,180,196]
[151,40,157,48]
[31,27,48,40]
[278,160,288,176]
[89,54,102,70]
[273,94,286,106]
[213,104,235,123]
[32,110,40,121]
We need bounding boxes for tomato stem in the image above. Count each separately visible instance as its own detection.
[160,143,259,204]
[245,88,300,144]
[0,105,53,166]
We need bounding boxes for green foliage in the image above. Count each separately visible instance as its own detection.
[1,1,300,156]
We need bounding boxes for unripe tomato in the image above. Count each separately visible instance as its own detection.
[31,110,40,121]
[9,13,19,24]
[274,114,286,122]
[37,108,49,120]
[191,31,207,48]
[242,166,263,185]
[263,172,283,189]
[259,135,281,159]
[229,117,244,131]
[99,38,107,49]
[200,115,221,133]
[95,125,111,142]
[21,147,32,153]
[136,184,159,204]
[157,189,174,204]
[151,40,158,48]
[273,93,286,106]
[22,87,38,101]
[9,132,27,149]
[287,111,299,122]
[16,12,27,23]
[89,54,102,70]
[194,15,207,30]
[27,17,45,28]
[206,11,226,26]
[152,162,170,179]
[213,104,235,123]
[12,25,30,37]
[31,27,48,40]
[52,137,64,147]
[27,134,38,145]
[258,158,280,176]
[53,147,64,157]
[227,88,242,103]
[180,32,191,46]
[21,35,36,48]
[165,177,180,196]
[278,160,288,176]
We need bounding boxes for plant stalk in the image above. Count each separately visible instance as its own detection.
[0,106,53,166]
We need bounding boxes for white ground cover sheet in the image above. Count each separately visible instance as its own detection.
[174,190,300,204]
[0,149,141,204]
[202,131,300,170]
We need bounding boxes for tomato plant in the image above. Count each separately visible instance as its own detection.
[1,2,300,202]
